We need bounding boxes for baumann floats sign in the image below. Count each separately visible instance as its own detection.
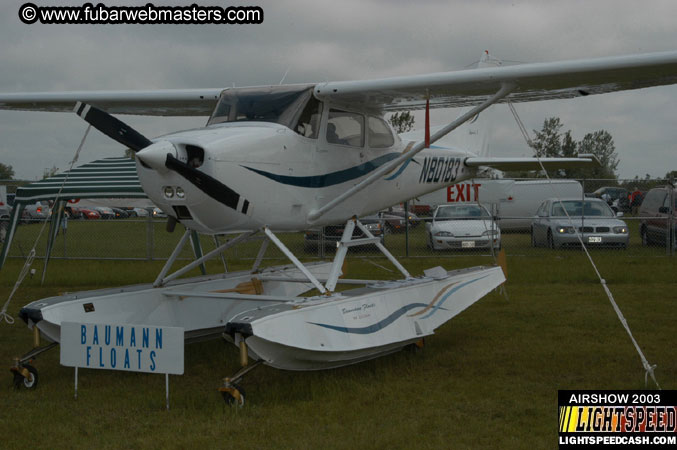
[60,322,184,375]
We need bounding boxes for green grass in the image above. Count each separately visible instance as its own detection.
[7,216,672,264]
[0,244,675,448]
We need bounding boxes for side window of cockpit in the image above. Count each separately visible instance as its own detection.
[294,96,323,139]
[368,117,395,148]
[326,110,364,147]
[209,102,232,125]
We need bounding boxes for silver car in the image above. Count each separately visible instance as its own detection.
[425,204,500,251]
[531,198,629,249]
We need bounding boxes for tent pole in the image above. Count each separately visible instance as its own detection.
[0,203,25,271]
[41,200,65,285]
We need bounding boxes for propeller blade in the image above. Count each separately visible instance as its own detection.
[74,102,152,152]
[165,154,250,215]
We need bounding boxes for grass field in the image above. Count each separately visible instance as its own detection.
[7,215,673,263]
[0,244,675,448]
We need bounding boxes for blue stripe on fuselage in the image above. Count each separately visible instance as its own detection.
[241,153,400,188]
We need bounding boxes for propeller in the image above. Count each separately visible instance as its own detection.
[165,154,249,215]
[74,102,152,152]
[73,102,251,216]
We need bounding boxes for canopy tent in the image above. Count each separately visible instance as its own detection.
[0,157,205,280]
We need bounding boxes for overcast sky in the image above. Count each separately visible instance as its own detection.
[1,0,676,180]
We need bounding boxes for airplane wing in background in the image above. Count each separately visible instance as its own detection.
[464,155,601,172]
[0,51,676,116]
[0,88,223,116]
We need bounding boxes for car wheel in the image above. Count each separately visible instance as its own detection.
[428,234,436,251]
[547,230,555,249]
[640,226,649,246]
[531,228,537,247]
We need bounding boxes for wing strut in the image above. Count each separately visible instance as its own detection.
[307,84,514,221]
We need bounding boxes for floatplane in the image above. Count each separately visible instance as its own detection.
[1,51,676,404]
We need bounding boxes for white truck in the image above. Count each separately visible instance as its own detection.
[410,179,583,231]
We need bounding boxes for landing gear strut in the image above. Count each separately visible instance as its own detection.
[218,360,262,406]
[218,335,262,406]
[10,359,39,389]
[9,326,58,390]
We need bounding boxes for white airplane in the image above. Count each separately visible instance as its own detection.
[2,51,677,403]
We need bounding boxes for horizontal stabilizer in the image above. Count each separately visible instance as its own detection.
[464,154,600,171]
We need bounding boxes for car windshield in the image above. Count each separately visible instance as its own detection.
[208,85,314,128]
[435,205,490,220]
[551,200,614,217]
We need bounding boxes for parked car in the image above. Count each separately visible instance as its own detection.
[304,215,384,251]
[133,207,150,217]
[379,206,421,233]
[79,208,101,220]
[592,186,630,213]
[531,198,629,249]
[425,204,500,251]
[64,206,83,219]
[111,208,129,219]
[152,207,167,218]
[21,202,50,223]
[638,187,676,248]
[93,206,115,219]
[115,206,137,217]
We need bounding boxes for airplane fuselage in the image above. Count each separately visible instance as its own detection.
[137,117,478,234]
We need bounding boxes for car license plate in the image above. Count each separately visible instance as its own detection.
[462,241,475,248]
[588,236,602,243]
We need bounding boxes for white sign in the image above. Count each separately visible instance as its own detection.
[60,322,184,375]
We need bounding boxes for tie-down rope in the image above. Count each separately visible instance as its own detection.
[1,125,91,325]
[507,102,660,389]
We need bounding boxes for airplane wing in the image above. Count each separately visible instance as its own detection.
[1,51,676,116]
[464,155,600,172]
[0,88,223,116]
[313,51,677,111]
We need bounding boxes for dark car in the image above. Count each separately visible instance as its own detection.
[638,187,676,248]
[592,187,630,213]
[304,215,384,252]
[117,207,137,217]
[111,208,129,219]
[379,207,421,233]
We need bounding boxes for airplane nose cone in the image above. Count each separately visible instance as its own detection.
[136,141,176,173]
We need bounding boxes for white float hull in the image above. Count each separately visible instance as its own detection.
[19,262,335,344]
[228,265,505,370]
[20,263,504,372]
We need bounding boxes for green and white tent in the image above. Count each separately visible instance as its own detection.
[0,157,205,278]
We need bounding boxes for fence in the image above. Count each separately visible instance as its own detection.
[2,178,675,264]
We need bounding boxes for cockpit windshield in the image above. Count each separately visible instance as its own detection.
[208,85,315,128]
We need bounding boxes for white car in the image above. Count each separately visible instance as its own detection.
[152,207,167,218]
[425,204,501,251]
